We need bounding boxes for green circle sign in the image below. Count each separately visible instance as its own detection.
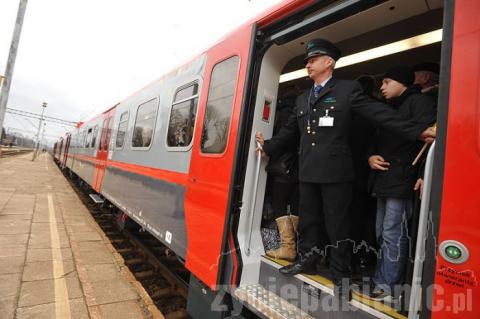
[445,245,462,260]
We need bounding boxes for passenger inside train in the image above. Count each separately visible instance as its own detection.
[240,2,443,317]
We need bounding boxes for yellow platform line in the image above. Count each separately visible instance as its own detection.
[48,193,72,319]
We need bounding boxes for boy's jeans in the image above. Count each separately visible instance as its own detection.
[373,198,413,295]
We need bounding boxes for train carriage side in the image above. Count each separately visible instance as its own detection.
[98,55,205,260]
[70,116,104,186]
[97,22,253,287]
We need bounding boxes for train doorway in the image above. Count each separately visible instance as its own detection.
[236,1,446,318]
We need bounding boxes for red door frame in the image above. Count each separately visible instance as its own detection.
[184,23,253,290]
[93,109,115,192]
[430,1,480,317]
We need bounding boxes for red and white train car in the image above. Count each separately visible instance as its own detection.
[57,0,479,318]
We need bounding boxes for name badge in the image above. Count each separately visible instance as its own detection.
[319,109,334,127]
[319,116,334,127]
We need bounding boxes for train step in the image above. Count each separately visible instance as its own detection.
[89,193,105,204]
[256,256,407,319]
[234,284,314,319]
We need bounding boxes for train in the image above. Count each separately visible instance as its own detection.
[53,0,479,318]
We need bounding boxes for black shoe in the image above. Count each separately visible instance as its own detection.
[351,282,396,303]
[279,258,317,276]
[334,279,352,302]
[317,255,328,271]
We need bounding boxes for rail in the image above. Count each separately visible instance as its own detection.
[245,142,263,256]
[408,141,436,319]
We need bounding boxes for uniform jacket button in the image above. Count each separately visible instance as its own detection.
[311,142,315,146]
[312,120,316,123]
[312,131,316,135]
[313,108,317,112]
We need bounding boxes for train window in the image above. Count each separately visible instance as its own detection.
[116,111,129,149]
[201,56,239,154]
[167,82,199,147]
[91,125,98,148]
[132,98,158,148]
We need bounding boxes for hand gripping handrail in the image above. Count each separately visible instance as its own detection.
[245,142,263,256]
[408,141,436,319]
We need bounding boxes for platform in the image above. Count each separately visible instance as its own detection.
[0,153,162,319]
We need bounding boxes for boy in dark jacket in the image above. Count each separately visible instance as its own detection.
[361,66,436,302]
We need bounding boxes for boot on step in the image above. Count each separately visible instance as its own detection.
[266,215,297,261]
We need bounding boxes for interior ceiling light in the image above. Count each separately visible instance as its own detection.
[279,29,443,83]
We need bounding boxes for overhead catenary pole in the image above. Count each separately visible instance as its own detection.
[0,0,29,154]
[32,102,47,161]
[39,122,46,153]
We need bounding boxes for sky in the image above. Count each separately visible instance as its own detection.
[0,0,283,145]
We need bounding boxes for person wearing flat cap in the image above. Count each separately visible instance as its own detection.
[413,62,440,107]
[361,66,436,302]
[255,38,436,301]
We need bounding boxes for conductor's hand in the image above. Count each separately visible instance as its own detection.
[368,155,390,171]
[255,132,266,156]
[420,127,436,144]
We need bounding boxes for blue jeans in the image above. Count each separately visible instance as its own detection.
[373,198,413,295]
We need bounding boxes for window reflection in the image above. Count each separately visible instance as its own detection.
[167,83,199,147]
[116,112,129,148]
[132,99,158,148]
[201,56,239,154]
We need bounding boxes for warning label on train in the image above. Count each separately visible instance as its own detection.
[436,264,478,289]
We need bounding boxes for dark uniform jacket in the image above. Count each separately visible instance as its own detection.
[369,86,436,198]
[263,78,429,184]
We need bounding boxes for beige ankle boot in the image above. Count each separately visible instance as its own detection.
[266,215,296,261]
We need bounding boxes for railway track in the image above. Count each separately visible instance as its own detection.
[0,148,33,157]
[67,175,191,319]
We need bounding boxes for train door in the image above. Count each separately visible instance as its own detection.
[418,1,480,318]
[93,110,115,192]
[61,133,71,168]
[184,23,253,290]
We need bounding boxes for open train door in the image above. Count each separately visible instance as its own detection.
[413,1,480,318]
[93,109,115,192]
[184,23,253,290]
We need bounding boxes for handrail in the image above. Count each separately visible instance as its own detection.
[245,142,263,256]
[408,141,436,319]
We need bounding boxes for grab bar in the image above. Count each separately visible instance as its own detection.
[245,141,263,256]
[408,141,436,319]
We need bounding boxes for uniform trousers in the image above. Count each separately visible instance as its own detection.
[298,181,353,281]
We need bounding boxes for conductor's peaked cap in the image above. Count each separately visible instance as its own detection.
[305,38,341,62]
